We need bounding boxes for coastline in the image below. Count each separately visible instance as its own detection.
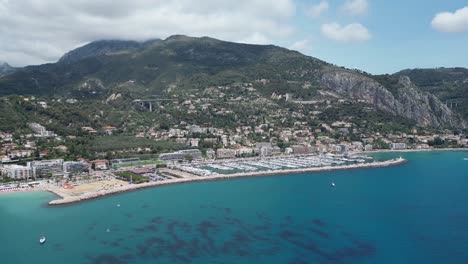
[47,157,406,206]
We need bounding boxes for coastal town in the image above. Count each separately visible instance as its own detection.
[1,119,465,203]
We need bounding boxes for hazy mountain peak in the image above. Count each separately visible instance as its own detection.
[0,61,15,76]
[58,39,143,64]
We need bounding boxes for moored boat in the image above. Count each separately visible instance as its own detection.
[39,236,46,244]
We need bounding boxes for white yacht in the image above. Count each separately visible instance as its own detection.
[331,182,336,187]
[39,236,46,244]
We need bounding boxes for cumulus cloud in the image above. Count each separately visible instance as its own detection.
[321,23,371,43]
[306,1,329,18]
[431,6,468,33]
[289,39,312,54]
[342,0,368,16]
[0,0,296,66]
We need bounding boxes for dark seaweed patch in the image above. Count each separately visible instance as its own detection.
[88,254,126,264]
[312,219,326,227]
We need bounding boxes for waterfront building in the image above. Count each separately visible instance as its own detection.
[28,159,64,177]
[1,165,32,179]
[365,144,373,151]
[216,148,236,159]
[206,148,216,159]
[390,143,407,150]
[159,149,202,161]
[255,142,273,157]
[234,146,254,157]
[291,145,311,155]
[90,160,109,170]
[111,158,140,165]
[63,161,89,176]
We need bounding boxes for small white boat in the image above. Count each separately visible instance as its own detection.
[39,236,46,244]
[331,182,336,187]
[464,158,468,161]
[106,228,110,233]
[117,204,121,207]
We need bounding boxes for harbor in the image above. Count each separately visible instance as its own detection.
[177,153,373,176]
[46,156,406,205]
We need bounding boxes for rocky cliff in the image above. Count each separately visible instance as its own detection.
[320,70,466,128]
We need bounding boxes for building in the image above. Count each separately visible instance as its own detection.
[159,149,202,161]
[111,158,140,166]
[28,159,64,177]
[102,126,117,135]
[390,143,407,150]
[206,148,216,159]
[338,144,348,154]
[291,145,310,155]
[63,161,89,176]
[216,148,236,159]
[8,150,34,159]
[29,123,55,138]
[90,160,109,170]
[255,142,273,157]
[0,155,11,163]
[0,165,32,179]
[364,144,373,151]
[189,138,200,147]
[82,127,98,134]
[272,146,282,156]
[234,147,254,157]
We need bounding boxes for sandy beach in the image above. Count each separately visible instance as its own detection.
[47,157,406,205]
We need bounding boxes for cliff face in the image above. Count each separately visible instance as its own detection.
[320,70,466,128]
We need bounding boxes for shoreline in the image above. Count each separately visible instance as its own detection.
[47,157,406,206]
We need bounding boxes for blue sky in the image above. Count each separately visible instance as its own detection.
[0,0,467,74]
[286,0,468,74]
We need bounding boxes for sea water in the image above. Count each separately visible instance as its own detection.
[1,151,467,264]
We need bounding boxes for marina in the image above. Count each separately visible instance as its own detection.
[46,156,405,205]
[179,154,374,176]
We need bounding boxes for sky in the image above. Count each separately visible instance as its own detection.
[0,0,467,74]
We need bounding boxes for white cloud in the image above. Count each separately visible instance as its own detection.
[431,6,468,33]
[289,39,312,54]
[321,23,371,43]
[239,32,271,45]
[342,0,368,16]
[306,1,329,18]
[0,0,296,66]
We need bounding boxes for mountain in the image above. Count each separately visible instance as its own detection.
[0,61,15,76]
[0,35,465,130]
[394,68,468,121]
[58,39,161,64]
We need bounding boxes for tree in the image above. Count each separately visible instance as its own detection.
[184,154,193,163]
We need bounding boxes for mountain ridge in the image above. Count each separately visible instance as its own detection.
[0,35,466,130]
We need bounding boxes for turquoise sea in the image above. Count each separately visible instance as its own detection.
[1,151,468,264]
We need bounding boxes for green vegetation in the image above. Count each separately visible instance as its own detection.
[115,171,149,184]
[0,35,466,156]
